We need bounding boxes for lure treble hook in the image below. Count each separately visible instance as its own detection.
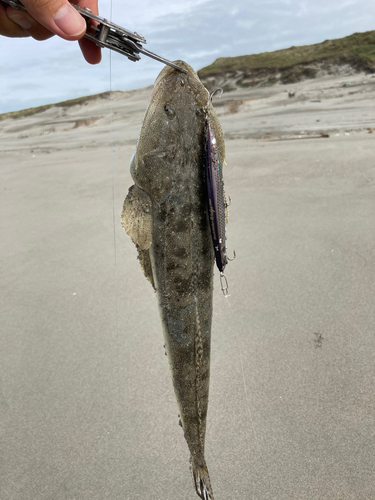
[210,88,224,102]
[220,272,230,297]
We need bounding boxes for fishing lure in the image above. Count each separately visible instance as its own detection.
[205,116,230,296]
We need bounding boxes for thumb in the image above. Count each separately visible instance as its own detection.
[21,0,86,39]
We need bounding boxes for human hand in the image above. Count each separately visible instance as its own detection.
[0,0,101,64]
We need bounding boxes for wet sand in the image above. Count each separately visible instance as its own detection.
[1,72,375,499]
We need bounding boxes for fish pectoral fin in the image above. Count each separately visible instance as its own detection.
[136,247,155,290]
[121,184,152,250]
[121,185,155,289]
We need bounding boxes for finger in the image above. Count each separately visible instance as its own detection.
[75,0,101,64]
[79,37,101,64]
[0,2,29,36]
[5,5,54,40]
[21,0,101,63]
[21,0,86,40]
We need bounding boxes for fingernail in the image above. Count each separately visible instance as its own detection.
[8,12,32,30]
[54,4,86,36]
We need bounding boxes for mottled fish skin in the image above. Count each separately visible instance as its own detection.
[121,60,226,500]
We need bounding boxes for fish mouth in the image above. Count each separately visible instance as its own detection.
[152,60,209,106]
[153,60,200,89]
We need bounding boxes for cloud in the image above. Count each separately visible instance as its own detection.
[1,0,375,113]
[111,0,210,30]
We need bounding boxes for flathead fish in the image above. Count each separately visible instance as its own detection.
[121,60,227,500]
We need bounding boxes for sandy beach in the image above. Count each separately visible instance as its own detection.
[1,72,375,499]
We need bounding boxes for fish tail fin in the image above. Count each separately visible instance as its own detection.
[190,455,214,500]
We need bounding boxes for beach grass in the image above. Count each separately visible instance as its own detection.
[198,30,375,77]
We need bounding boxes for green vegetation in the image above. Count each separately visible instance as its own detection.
[198,30,375,78]
[0,91,111,121]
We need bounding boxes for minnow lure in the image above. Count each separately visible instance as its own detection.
[205,106,231,297]
[205,119,228,274]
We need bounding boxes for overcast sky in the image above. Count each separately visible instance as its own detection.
[1,0,374,113]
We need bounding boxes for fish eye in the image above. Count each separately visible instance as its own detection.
[164,104,176,118]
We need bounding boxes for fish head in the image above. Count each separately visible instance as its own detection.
[152,60,209,106]
[130,61,210,202]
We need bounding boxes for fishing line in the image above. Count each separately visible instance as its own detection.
[224,296,259,448]
[223,294,263,498]
[109,0,122,421]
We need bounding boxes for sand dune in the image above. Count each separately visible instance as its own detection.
[2,72,374,153]
[1,72,375,500]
